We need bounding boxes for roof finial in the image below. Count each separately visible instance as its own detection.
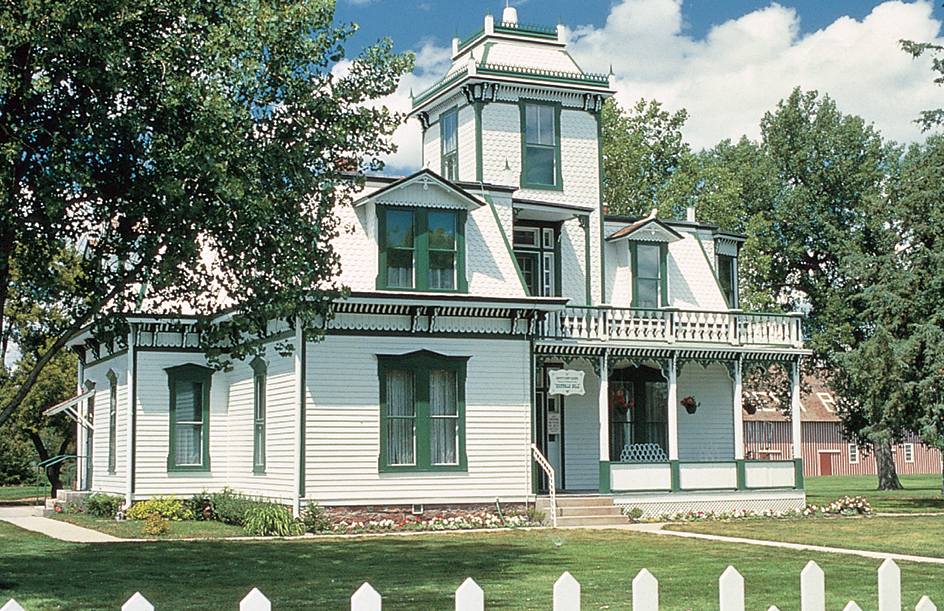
[647,208,658,220]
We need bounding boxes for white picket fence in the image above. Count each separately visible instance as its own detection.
[0,559,937,611]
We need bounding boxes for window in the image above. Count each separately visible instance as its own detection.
[441,109,458,181]
[631,242,667,308]
[521,102,560,189]
[717,254,737,308]
[378,351,468,472]
[513,223,559,297]
[166,364,213,471]
[378,206,466,292]
[849,444,859,464]
[904,443,915,463]
[251,357,267,474]
[107,370,118,474]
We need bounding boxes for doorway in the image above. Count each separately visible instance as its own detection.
[535,365,564,493]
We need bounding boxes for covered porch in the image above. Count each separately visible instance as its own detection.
[532,343,807,514]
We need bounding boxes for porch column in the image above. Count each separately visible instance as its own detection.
[76,360,88,491]
[733,358,744,460]
[125,323,136,508]
[598,353,609,463]
[667,355,679,460]
[791,359,802,462]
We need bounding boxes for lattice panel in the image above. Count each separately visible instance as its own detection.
[619,443,668,462]
[615,495,804,519]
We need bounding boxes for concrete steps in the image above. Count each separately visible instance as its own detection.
[535,495,630,527]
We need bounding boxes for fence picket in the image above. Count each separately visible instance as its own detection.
[456,578,484,611]
[632,569,658,611]
[719,566,744,611]
[122,593,154,611]
[800,560,825,611]
[352,583,381,611]
[879,559,901,611]
[240,588,271,611]
[554,572,580,611]
[916,596,937,611]
[768,607,781,611]
[0,600,25,611]
[843,603,863,611]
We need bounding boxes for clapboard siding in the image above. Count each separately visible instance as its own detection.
[562,362,600,490]
[303,335,532,505]
[84,358,128,495]
[677,363,734,461]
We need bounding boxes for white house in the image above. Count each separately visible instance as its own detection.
[63,8,809,519]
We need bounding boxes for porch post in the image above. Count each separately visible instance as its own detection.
[667,355,679,460]
[791,359,802,462]
[734,358,744,460]
[76,360,87,491]
[599,352,609,463]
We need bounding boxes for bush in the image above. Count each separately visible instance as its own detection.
[142,513,169,536]
[126,496,193,521]
[86,493,123,518]
[204,488,259,526]
[244,503,302,537]
[300,502,332,533]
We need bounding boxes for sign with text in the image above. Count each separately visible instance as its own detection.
[548,369,585,396]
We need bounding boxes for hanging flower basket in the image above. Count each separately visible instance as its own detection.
[681,396,699,415]
[742,397,757,415]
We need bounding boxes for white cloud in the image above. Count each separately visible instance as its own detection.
[377,0,944,172]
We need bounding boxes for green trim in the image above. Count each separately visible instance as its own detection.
[579,216,591,305]
[84,350,129,369]
[412,66,469,108]
[474,102,484,182]
[480,41,495,65]
[166,363,214,472]
[670,460,681,492]
[107,369,118,475]
[519,100,563,191]
[483,193,529,295]
[794,458,804,489]
[377,350,469,473]
[494,21,558,39]
[530,345,538,495]
[596,113,605,305]
[629,242,669,307]
[456,26,485,53]
[298,331,306,497]
[736,459,747,490]
[478,64,607,86]
[599,461,611,494]
[376,205,467,293]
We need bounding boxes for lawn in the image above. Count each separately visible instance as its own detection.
[2,523,943,611]
[804,474,944,513]
[52,512,245,539]
[0,486,37,504]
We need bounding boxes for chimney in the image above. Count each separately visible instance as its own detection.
[502,5,518,24]
[686,206,696,223]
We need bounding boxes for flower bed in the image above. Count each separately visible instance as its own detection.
[627,495,874,523]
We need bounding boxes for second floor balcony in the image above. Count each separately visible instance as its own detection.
[541,306,804,349]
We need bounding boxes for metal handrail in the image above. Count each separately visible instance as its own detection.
[531,444,557,528]
[34,455,77,504]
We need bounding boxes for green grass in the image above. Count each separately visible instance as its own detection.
[805,474,944,513]
[52,513,245,539]
[1,523,943,611]
[0,486,37,504]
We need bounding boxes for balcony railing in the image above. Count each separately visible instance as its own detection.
[541,307,803,348]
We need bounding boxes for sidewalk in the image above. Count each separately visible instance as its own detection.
[0,505,121,543]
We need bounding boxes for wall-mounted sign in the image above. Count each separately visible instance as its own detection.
[547,412,562,435]
[548,369,585,396]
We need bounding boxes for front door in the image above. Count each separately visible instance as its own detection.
[535,366,565,493]
[819,451,835,475]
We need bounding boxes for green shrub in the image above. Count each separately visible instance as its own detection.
[300,502,333,533]
[244,503,302,537]
[205,488,258,526]
[126,496,193,521]
[625,507,645,521]
[142,513,169,536]
[86,493,123,518]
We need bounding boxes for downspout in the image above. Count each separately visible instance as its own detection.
[579,215,591,305]
[125,322,137,508]
[293,317,306,517]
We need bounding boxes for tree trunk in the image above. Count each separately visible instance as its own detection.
[875,441,903,491]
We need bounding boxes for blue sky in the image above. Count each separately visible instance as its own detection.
[333,1,944,174]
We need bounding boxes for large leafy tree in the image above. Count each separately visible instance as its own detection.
[0,0,414,429]
[601,98,691,217]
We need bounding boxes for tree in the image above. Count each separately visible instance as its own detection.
[601,98,691,217]
[0,0,414,429]
[901,37,944,131]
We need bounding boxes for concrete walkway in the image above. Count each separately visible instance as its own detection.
[0,505,121,543]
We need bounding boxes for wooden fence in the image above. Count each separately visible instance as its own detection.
[0,559,937,611]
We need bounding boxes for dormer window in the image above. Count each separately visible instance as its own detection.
[379,206,467,292]
[717,254,737,308]
[441,109,458,181]
[521,102,561,189]
[631,242,667,308]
